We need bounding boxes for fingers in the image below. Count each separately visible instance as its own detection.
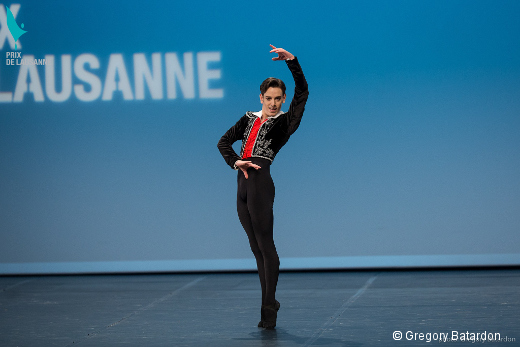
[271,51,284,61]
[242,161,261,168]
[237,160,252,167]
[240,162,262,179]
[270,44,285,55]
[239,164,249,179]
[270,45,290,61]
[244,162,261,170]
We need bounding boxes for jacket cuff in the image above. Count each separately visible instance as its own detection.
[286,56,299,65]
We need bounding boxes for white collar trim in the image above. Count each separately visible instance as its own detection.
[253,110,284,119]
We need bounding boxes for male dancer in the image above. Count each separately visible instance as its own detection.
[218,45,308,329]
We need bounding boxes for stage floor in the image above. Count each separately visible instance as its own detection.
[1,269,519,346]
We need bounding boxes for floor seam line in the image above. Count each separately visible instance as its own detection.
[0,279,32,293]
[64,276,206,346]
[302,274,379,347]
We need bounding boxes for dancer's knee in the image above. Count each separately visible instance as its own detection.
[249,241,262,259]
[260,244,279,265]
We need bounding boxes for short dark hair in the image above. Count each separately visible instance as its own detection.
[260,77,286,95]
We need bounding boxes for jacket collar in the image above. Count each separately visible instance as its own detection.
[253,110,284,120]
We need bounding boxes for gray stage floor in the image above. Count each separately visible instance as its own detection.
[1,269,519,346]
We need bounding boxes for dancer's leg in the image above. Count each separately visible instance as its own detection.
[245,163,279,307]
[237,171,266,304]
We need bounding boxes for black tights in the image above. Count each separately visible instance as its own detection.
[237,157,279,307]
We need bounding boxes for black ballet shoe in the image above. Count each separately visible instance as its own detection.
[262,304,277,329]
[258,306,265,327]
[275,300,280,311]
[258,300,280,327]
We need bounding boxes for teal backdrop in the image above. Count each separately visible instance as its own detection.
[1,0,519,274]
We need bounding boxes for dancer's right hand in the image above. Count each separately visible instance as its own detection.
[235,160,261,179]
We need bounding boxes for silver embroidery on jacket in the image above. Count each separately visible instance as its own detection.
[239,112,285,161]
[239,113,257,158]
[254,119,274,158]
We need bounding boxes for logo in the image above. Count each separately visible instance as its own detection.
[0,4,222,103]
[5,5,26,50]
[0,4,26,50]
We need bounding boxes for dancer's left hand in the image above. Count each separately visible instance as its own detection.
[270,44,294,61]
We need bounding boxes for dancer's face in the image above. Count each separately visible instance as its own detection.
[260,87,286,118]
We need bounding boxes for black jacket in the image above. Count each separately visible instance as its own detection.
[218,57,309,169]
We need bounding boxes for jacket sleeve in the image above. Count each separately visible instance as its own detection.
[217,115,247,170]
[285,57,309,135]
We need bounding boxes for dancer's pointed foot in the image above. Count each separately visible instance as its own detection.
[262,304,277,329]
[258,300,280,328]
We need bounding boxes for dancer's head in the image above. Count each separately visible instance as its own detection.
[259,77,286,118]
